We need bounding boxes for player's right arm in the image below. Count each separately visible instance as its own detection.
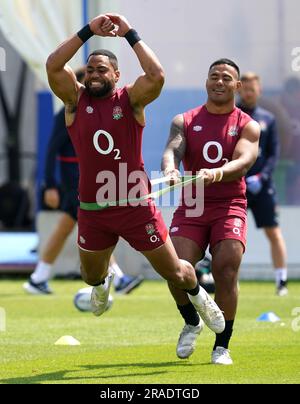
[46,37,83,106]
[161,114,186,184]
[46,15,115,108]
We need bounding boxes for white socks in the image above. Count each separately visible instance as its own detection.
[275,268,288,286]
[31,261,52,283]
[188,285,208,305]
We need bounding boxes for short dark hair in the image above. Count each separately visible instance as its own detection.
[209,58,240,79]
[87,49,118,70]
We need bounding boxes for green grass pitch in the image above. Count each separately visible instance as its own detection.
[0,280,299,384]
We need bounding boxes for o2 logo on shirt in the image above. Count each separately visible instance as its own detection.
[203,141,229,165]
[93,130,121,160]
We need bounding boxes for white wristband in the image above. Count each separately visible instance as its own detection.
[211,169,217,183]
[216,168,224,182]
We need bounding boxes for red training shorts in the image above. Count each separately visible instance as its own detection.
[170,199,247,252]
[77,199,168,252]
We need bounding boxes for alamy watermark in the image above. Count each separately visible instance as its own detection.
[0,47,6,72]
[291,47,300,72]
[90,164,204,218]
[291,307,300,332]
[0,307,6,332]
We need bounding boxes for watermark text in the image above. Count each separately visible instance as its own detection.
[291,47,300,72]
[0,307,6,332]
[0,47,6,71]
[91,165,204,217]
[291,307,300,332]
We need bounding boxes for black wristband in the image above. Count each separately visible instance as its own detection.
[125,29,141,48]
[77,24,94,43]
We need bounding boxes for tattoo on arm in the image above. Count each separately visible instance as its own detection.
[166,115,186,167]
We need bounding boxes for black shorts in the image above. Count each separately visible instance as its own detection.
[246,185,279,228]
[61,189,79,221]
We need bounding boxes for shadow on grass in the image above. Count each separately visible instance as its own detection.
[1,360,209,384]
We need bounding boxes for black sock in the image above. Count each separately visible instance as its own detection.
[185,283,200,296]
[177,303,200,326]
[213,320,234,350]
[91,279,105,287]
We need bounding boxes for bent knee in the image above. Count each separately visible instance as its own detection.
[168,272,186,287]
[167,262,194,287]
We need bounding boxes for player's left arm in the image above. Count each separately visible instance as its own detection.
[127,41,165,109]
[106,14,165,126]
[226,120,261,180]
[199,120,261,185]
